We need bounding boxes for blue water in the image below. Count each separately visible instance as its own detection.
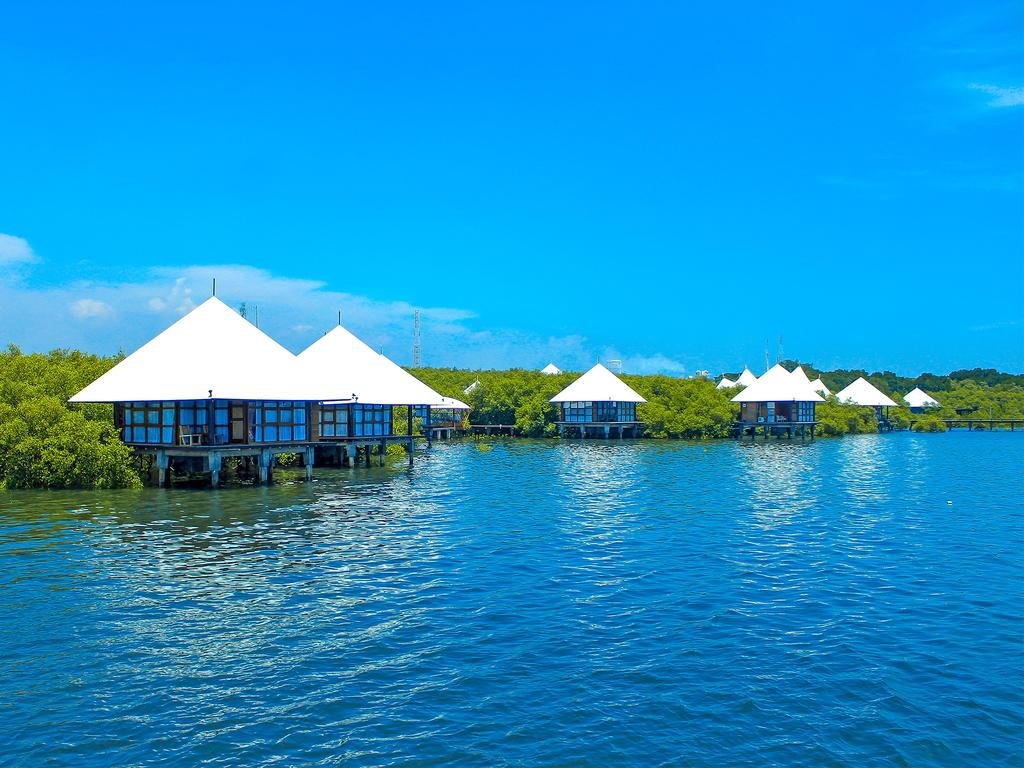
[1,432,1022,767]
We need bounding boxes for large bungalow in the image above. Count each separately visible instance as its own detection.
[550,363,646,438]
[731,363,824,439]
[70,297,320,486]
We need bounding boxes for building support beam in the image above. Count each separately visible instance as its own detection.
[156,450,170,488]
[209,451,222,489]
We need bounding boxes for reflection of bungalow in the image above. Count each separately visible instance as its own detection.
[550,363,646,438]
[903,387,940,413]
[541,363,562,375]
[835,377,898,428]
[298,322,444,462]
[732,363,823,439]
[70,297,319,487]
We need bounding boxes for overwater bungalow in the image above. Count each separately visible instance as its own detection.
[541,363,562,375]
[424,396,471,439]
[297,321,445,462]
[716,376,738,389]
[834,377,899,428]
[903,387,940,413]
[550,363,646,438]
[70,297,321,486]
[731,363,824,439]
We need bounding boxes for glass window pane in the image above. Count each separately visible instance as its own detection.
[280,426,292,441]
[266,426,277,442]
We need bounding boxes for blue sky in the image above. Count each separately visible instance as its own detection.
[1,1,1021,375]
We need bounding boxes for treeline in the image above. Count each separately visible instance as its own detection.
[410,365,1024,439]
[2,345,1022,490]
[0,345,142,489]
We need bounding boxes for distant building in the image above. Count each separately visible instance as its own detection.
[834,377,899,427]
[550,363,646,438]
[716,376,738,389]
[903,387,940,413]
[731,363,823,439]
[541,363,562,375]
[810,377,831,396]
[737,367,758,387]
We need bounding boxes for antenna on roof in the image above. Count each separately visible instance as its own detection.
[254,305,259,328]
[338,309,343,326]
[239,302,246,319]
[212,278,217,297]
[412,310,422,367]
[777,335,783,365]
[764,341,770,373]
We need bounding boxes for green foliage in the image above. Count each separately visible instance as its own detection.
[912,415,948,433]
[811,397,879,437]
[0,346,141,489]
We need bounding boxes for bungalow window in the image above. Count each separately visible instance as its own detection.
[253,401,307,442]
[797,402,814,422]
[351,404,392,437]
[320,405,350,438]
[562,401,590,423]
[121,401,175,444]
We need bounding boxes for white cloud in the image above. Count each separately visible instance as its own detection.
[969,83,1024,107]
[69,298,115,320]
[0,261,686,373]
[0,234,37,266]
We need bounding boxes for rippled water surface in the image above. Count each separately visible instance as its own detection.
[1,432,1022,767]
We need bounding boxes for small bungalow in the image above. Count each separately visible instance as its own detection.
[550,363,646,438]
[731,363,824,439]
[69,296,319,486]
[834,377,899,427]
[541,363,562,375]
[716,376,738,389]
[425,396,471,439]
[810,377,831,397]
[297,322,444,451]
[903,387,941,413]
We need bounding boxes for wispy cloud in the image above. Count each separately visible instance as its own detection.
[69,298,116,320]
[968,82,1024,107]
[0,239,674,373]
[0,233,37,266]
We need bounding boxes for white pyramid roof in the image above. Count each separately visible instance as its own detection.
[541,363,562,375]
[737,367,758,387]
[550,363,646,403]
[298,324,444,406]
[903,387,940,408]
[834,377,898,408]
[70,297,315,402]
[791,366,812,386]
[432,396,471,411]
[731,364,825,403]
[810,377,831,396]
[716,377,738,389]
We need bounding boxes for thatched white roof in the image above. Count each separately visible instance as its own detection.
[903,387,940,408]
[70,297,313,403]
[716,377,738,389]
[298,324,444,406]
[810,377,831,396]
[737,367,758,387]
[550,363,646,404]
[834,377,898,408]
[731,364,825,404]
[541,363,562,375]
